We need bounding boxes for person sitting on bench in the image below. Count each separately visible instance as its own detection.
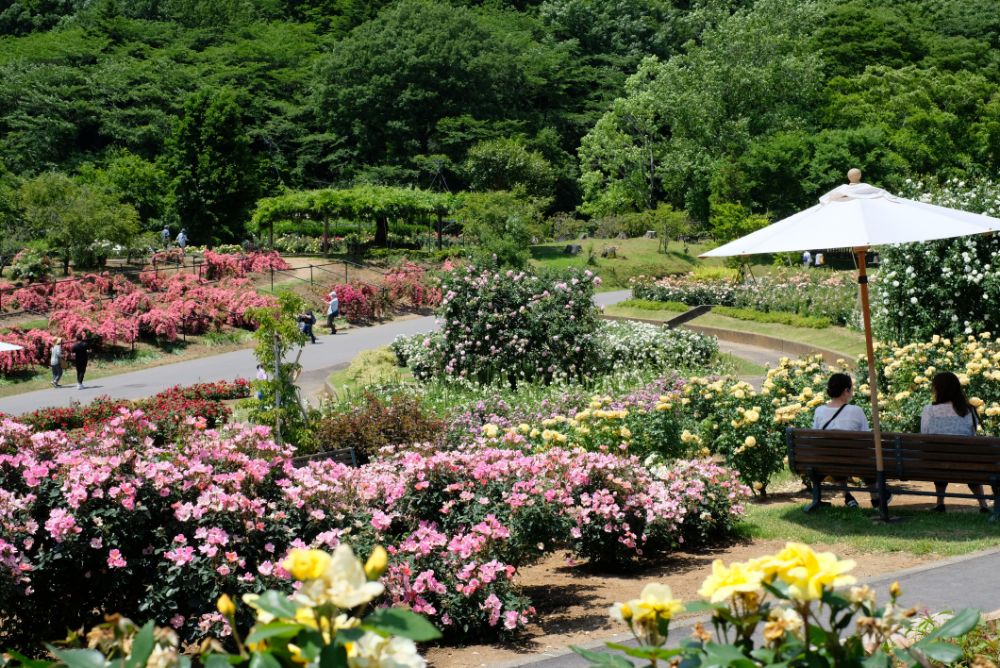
[922,371,991,513]
[812,373,881,508]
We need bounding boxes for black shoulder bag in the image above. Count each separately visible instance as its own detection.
[821,404,847,430]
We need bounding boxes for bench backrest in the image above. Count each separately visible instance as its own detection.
[787,429,1000,485]
[894,432,1000,485]
[786,429,903,478]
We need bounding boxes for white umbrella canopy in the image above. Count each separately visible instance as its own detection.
[0,341,23,353]
[702,174,1000,258]
[700,169,1000,521]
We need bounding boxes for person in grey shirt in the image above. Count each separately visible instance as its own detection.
[922,371,990,513]
[812,373,880,508]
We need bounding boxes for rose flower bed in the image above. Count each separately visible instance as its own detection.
[0,410,750,651]
[12,380,251,439]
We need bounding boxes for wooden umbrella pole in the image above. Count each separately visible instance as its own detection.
[855,247,892,520]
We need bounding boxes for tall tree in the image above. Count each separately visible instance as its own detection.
[20,171,139,274]
[166,89,259,245]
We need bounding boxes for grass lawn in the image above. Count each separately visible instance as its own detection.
[692,312,867,359]
[604,303,688,321]
[716,352,768,377]
[529,238,710,290]
[745,499,1000,558]
[326,346,413,399]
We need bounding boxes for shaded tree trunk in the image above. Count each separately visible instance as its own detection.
[375,214,388,246]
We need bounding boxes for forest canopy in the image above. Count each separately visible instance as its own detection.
[0,0,997,245]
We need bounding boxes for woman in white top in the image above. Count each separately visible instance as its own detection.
[922,371,989,513]
[812,373,878,508]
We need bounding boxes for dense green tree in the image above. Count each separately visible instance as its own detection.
[20,172,140,273]
[579,0,824,223]
[310,0,574,181]
[166,89,259,245]
[464,137,556,199]
[454,190,544,267]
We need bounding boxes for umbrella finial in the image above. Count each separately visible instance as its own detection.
[847,168,862,184]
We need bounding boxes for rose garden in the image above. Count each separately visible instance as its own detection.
[0,176,998,667]
[2,1,1000,663]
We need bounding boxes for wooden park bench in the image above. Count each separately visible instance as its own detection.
[786,428,1000,520]
[291,446,359,468]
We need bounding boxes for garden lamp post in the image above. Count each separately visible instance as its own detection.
[701,169,1000,521]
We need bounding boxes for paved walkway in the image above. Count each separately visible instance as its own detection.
[0,291,635,414]
[512,547,1000,667]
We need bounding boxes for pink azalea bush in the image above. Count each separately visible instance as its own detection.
[1,256,285,376]
[0,412,749,648]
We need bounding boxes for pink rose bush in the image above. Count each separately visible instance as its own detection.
[0,409,749,649]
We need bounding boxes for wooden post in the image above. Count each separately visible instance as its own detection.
[856,247,894,521]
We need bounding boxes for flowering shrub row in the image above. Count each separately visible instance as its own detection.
[0,413,749,649]
[202,250,290,280]
[0,273,278,375]
[632,270,858,327]
[392,320,717,390]
[10,380,251,439]
[875,176,1000,344]
[327,263,441,324]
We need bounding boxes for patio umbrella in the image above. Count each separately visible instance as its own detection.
[0,341,23,353]
[701,168,1000,520]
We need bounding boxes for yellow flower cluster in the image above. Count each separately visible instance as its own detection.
[698,542,856,605]
[609,583,684,645]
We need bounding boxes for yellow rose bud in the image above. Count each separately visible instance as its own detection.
[217,593,236,617]
[365,546,388,580]
[889,581,901,598]
[282,548,332,581]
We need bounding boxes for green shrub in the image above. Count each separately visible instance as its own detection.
[713,306,832,328]
[313,391,445,461]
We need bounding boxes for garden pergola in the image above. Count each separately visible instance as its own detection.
[702,169,1000,521]
[250,186,455,251]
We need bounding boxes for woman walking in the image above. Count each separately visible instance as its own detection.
[326,290,339,334]
[71,334,90,390]
[922,371,990,513]
[50,337,64,387]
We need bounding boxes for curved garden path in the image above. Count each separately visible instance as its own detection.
[0,290,785,415]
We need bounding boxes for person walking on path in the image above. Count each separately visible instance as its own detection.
[71,334,91,389]
[50,338,64,387]
[326,290,339,334]
[299,309,318,344]
[802,250,812,267]
[161,226,171,248]
[176,229,188,251]
[812,373,882,508]
[922,371,991,513]
[255,364,268,400]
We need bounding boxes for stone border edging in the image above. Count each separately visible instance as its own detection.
[682,323,855,368]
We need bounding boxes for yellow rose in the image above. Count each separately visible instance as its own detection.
[744,436,757,448]
[216,593,236,617]
[481,423,499,439]
[762,542,856,602]
[282,548,332,581]
[364,546,388,580]
[698,559,763,603]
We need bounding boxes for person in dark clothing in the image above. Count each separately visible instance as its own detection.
[298,310,317,344]
[71,334,90,389]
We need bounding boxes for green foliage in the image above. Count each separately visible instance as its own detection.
[246,290,312,448]
[166,89,259,245]
[713,306,832,329]
[455,190,545,268]
[708,202,769,244]
[19,172,140,273]
[464,137,556,199]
